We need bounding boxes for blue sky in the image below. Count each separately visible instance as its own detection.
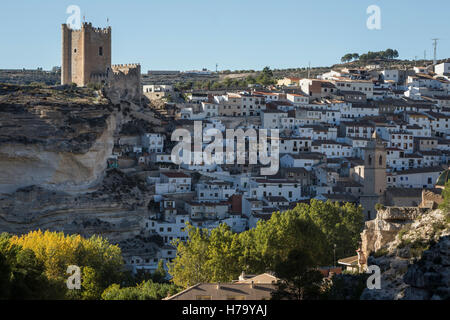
[0,0,448,71]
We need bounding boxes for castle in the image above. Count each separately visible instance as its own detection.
[61,22,141,102]
[61,22,112,86]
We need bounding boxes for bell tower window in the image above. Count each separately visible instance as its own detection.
[99,46,103,56]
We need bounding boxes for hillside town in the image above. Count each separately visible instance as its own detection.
[1,14,449,302]
[117,58,450,274]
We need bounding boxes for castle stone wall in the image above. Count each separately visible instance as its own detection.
[61,23,111,86]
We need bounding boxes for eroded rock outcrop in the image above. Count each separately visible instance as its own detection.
[360,208,450,300]
[0,83,163,258]
[359,207,429,266]
[0,170,152,243]
[0,84,118,194]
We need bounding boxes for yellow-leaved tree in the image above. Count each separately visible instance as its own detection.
[8,230,124,299]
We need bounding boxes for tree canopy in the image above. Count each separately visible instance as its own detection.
[1,230,124,299]
[341,49,399,63]
[168,200,364,289]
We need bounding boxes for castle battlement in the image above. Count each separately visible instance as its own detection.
[61,22,111,34]
[111,64,141,76]
[112,63,141,69]
[62,21,140,104]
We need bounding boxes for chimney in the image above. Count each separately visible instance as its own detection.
[250,281,254,289]
[216,282,220,290]
[239,271,245,281]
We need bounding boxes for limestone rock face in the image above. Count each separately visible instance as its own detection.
[0,84,119,194]
[360,209,450,300]
[360,207,428,262]
[0,170,152,244]
[0,83,163,258]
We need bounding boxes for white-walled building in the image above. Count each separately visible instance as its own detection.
[249,178,302,202]
[280,153,324,170]
[386,166,443,188]
[154,172,192,194]
[287,93,309,105]
[435,62,450,76]
[142,133,164,153]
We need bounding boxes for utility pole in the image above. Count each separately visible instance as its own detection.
[424,50,426,61]
[215,63,218,73]
[432,38,439,65]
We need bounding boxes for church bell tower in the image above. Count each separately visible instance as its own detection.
[359,132,387,221]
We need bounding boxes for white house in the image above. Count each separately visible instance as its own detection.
[261,109,288,129]
[381,70,400,83]
[280,153,324,170]
[196,180,236,202]
[145,215,190,245]
[249,178,302,202]
[311,140,352,158]
[386,166,444,188]
[142,133,164,153]
[155,172,192,194]
[286,93,309,105]
[435,62,450,76]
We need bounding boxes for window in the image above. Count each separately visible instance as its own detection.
[99,46,103,56]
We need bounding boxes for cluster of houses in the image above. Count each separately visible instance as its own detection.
[117,61,450,274]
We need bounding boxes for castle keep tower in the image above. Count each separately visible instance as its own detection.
[61,22,112,86]
[360,132,387,221]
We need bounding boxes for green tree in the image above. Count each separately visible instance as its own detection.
[0,234,60,299]
[439,180,450,212]
[271,249,324,300]
[81,266,104,300]
[168,201,363,289]
[101,280,180,300]
[152,259,167,283]
[168,223,213,288]
[8,230,124,300]
[341,54,354,63]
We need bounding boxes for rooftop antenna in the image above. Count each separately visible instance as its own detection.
[432,38,439,65]
[424,50,426,61]
[216,63,218,73]
[107,17,109,26]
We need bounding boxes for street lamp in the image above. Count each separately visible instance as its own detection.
[333,244,337,267]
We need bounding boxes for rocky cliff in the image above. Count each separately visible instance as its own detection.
[0,83,162,257]
[360,208,450,300]
[0,84,118,194]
